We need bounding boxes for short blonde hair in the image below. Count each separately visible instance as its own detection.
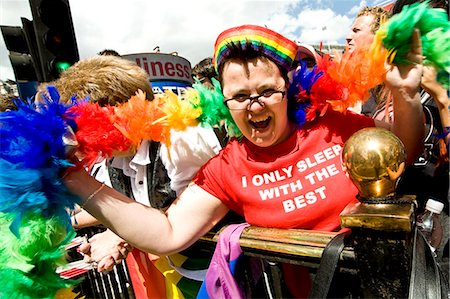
[357,6,390,33]
[0,93,19,112]
[49,55,153,105]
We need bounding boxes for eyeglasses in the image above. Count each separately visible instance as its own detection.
[224,90,286,110]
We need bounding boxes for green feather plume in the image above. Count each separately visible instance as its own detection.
[0,212,76,298]
[189,78,242,137]
[378,1,450,87]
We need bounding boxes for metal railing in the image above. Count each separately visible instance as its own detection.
[67,226,135,299]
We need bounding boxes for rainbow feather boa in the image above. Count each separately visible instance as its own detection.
[0,89,78,298]
[0,4,448,297]
[70,79,238,167]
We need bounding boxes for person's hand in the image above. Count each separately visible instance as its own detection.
[62,163,94,197]
[421,65,448,103]
[385,28,423,97]
[78,241,92,260]
[81,229,133,272]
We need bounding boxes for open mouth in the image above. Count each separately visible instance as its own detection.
[250,116,271,129]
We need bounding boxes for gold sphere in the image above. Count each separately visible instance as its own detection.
[342,127,406,200]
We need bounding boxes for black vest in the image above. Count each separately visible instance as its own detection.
[107,128,229,210]
[108,141,177,210]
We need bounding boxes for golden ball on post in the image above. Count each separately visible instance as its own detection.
[342,127,406,201]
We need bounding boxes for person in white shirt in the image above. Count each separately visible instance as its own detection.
[52,54,226,297]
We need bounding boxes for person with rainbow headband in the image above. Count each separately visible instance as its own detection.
[64,23,425,297]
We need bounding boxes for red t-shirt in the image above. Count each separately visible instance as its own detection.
[195,110,375,232]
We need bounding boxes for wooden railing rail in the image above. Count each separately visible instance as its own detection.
[199,226,356,270]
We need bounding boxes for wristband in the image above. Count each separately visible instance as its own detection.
[71,210,78,226]
[82,183,106,208]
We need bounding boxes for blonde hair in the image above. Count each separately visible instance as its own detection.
[0,93,19,112]
[46,55,153,105]
[357,6,390,33]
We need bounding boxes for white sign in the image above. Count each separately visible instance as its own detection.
[123,53,193,84]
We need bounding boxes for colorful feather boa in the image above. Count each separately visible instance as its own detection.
[289,40,389,122]
[70,78,237,168]
[0,87,79,298]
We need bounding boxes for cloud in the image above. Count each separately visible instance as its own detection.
[349,1,368,15]
[276,8,352,45]
[0,0,380,81]
[70,0,298,66]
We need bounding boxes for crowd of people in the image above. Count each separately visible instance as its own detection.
[346,0,449,269]
[1,1,449,298]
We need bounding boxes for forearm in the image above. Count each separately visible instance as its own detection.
[64,170,227,255]
[391,87,424,164]
[65,171,182,254]
[379,28,424,164]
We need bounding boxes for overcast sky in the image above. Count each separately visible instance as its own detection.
[0,0,392,81]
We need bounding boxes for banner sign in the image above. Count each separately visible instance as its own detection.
[123,53,192,84]
[150,80,191,97]
[123,52,193,96]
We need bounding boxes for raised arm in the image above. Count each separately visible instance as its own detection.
[375,29,424,164]
[64,168,229,255]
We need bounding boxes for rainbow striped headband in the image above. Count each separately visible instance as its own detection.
[213,25,298,73]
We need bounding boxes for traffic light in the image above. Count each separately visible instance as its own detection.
[29,0,79,82]
[1,25,39,81]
